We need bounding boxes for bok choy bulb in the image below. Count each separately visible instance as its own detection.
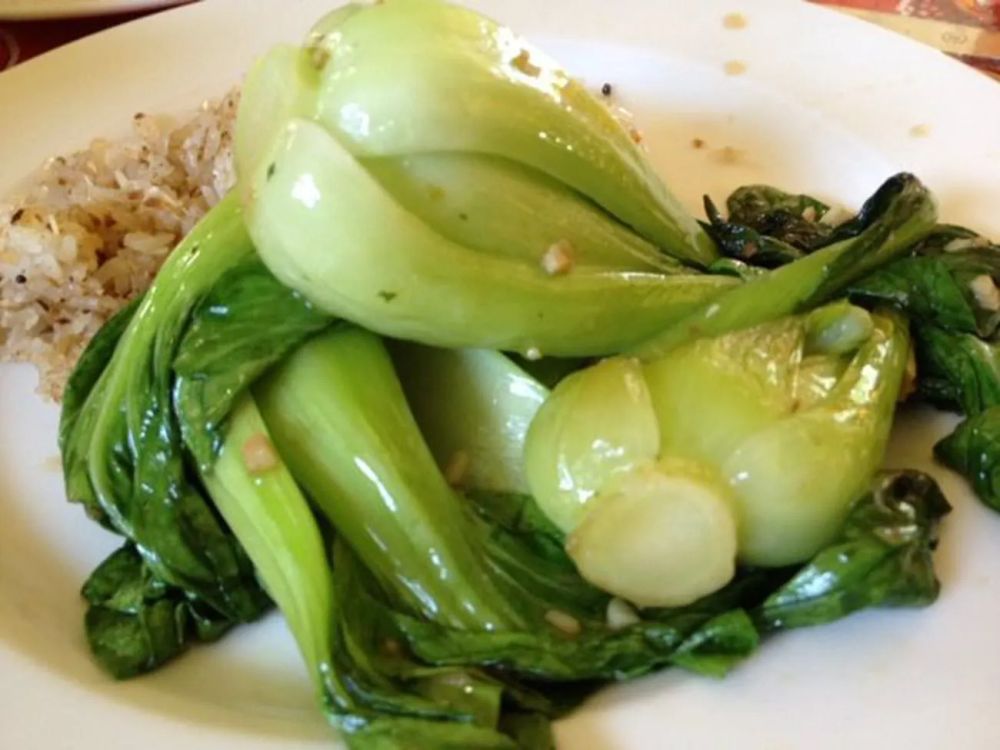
[525,303,910,607]
[235,0,734,357]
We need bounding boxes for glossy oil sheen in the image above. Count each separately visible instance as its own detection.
[254,328,518,630]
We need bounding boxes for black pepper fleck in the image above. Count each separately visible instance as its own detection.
[266,162,276,180]
[458,212,469,221]
[15,274,27,284]
[601,82,613,97]
[10,208,24,223]
[378,290,398,302]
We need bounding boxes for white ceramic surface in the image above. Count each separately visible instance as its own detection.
[0,0,186,20]
[1,1,1000,748]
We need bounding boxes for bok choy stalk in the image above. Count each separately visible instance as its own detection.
[254,327,524,630]
[525,303,911,606]
[200,395,546,750]
[690,180,1000,514]
[234,0,739,357]
[304,0,715,264]
[635,174,936,358]
[391,343,549,494]
[199,394,335,695]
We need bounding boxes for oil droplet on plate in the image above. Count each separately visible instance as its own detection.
[724,60,748,76]
[723,12,747,29]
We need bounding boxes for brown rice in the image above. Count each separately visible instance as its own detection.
[0,88,239,400]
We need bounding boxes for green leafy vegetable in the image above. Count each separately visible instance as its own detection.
[326,541,558,750]
[55,2,968,743]
[702,184,834,268]
[233,0,742,357]
[255,327,524,630]
[365,153,685,274]
[173,257,331,469]
[392,344,549,493]
[242,115,733,357]
[198,395,335,691]
[81,545,231,679]
[526,304,911,605]
[303,0,716,265]
[637,174,936,358]
[757,471,950,628]
[845,224,1000,512]
[60,195,271,675]
[936,407,1000,511]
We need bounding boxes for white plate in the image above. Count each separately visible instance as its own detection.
[0,0,186,20]
[2,1,1000,748]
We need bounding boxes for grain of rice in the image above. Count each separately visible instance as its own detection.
[0,88,240,400]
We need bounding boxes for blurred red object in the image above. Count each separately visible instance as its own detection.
[812,0,1000,77]
[0,2,196,71]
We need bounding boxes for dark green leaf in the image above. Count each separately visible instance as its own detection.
[173,257,332,469]
[82,545,231,678]
[59,296,141,528]
[726,184,830,234]
[851,257,980,334]
[850,224,1000,338]
[847,222,1000,513]
[936,406,1000,511]
[668,609,759,678]
[61,197,272,672]
[637,173,937,357]
[326,541,556,750]
[915,326,1000,414]
[756,471,950,629]
[701,185,834,269]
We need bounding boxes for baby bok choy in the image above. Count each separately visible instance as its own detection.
[525,303,911,606]
[59,195,270,674]
[233,0,740,357]
[59,196,332,676]
[60,212,952,748]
